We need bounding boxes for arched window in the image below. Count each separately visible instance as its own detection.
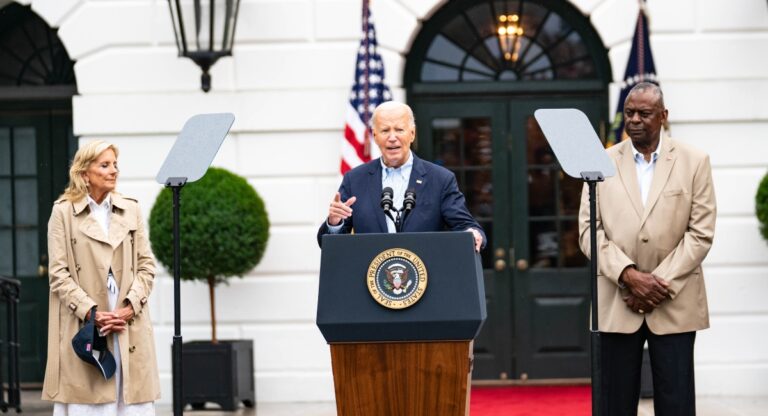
[0,3,76,86]
[408,0,609,85]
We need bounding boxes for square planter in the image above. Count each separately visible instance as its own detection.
[180,339,255,410]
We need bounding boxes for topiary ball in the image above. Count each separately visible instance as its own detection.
[757,171,768,243]
[148,167,270,284]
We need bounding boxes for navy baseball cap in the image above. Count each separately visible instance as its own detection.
[72,306,116,380]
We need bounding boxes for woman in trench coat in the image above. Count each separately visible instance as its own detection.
[42,140,160,415]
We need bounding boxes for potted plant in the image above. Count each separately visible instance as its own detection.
[149,167,269,410]
[757,171,768,243]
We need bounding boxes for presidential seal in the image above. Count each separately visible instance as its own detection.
[367,248,428,309]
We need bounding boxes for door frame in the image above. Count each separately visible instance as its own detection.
[0,100,75,383]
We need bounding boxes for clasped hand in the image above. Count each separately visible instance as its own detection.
[90,304,135,335]
[621,267,670,314]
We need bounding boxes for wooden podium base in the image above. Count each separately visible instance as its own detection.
[330,341,473,416]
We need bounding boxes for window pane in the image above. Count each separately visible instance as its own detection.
[561,221,587,267]
[527,116,557,216]
[13,127,36,175]
[483,37,501,61]
[465,56,495,76]
[14,178,38,226]
[426,34,465,66]
[464,119,493,167]
[466,2,495,39]
[528,168,556,216]
[432,118,462,167]
[443,14,479,52]
[0,128,10,175]
[536,12,572,50]
[561,174,583,216]
[466,169,493,219]
[421,62,460,82]
[0,230,11,275]
[16,228,38,277]
[0,179,11,226]
[509,1,549,42]
[555,57,596,79]
[530,220,557,268]
[550,31,588,65]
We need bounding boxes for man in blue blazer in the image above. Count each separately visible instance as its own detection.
[317,101,486,251]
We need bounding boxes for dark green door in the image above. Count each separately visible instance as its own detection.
[415,100,512,379]
[508,96,599,379]
[0,108,74,382]
[415,95,601,380]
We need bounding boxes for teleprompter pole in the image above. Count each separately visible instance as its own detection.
[582,171,604,416]
[167,177,187,416]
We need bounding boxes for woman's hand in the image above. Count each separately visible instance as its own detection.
[85,303,134,335]
[92,311,126,335]
[112,303,135,322]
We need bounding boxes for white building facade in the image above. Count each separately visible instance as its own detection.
[3,0,767,403]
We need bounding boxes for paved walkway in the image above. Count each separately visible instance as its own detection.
[18,390,768,415]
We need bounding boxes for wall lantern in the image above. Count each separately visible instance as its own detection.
[167,0,241,92]
[497,13,524,62]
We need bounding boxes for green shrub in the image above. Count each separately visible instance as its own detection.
[149,167,269,341]
[758,171,768,243]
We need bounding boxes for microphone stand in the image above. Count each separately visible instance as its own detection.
[392,207,414,233]
[382,190,415,233]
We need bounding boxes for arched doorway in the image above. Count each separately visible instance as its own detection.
[405,0,611,381]
[0,2,77,383]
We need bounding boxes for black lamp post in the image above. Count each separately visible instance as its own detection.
[167,0,241,92]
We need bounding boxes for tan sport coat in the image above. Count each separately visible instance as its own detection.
[578,138,716,335]
[42,193,160,404]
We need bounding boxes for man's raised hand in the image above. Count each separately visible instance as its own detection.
[328,192,357,226]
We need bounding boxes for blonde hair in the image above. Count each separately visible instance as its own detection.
[60,140,119,202]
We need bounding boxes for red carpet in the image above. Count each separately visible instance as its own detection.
[470,386,591,416]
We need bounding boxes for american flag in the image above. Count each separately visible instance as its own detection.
[607,1,659,145]
[340,0,392,174]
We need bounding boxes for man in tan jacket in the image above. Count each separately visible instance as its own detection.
[579,82,716,416]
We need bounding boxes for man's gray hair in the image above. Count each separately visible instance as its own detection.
[626,82,665,109]
[371,101,416,129]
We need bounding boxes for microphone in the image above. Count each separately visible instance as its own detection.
[381,187,394,212]
[403,189,416,212]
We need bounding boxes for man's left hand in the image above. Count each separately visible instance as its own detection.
[468,228,483,252]
[623,293,656,314]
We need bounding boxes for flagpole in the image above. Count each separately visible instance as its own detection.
[362,0,371,158]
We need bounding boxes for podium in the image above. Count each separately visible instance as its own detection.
[317,232,486,416]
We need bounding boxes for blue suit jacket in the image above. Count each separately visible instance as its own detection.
[317,155,486,247]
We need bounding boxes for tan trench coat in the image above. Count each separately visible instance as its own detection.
[578,138,716,335]
[42,193,160,404]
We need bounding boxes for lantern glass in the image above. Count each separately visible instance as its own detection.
[167,0,241,91]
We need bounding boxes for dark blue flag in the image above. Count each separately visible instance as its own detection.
[608,3,658,145]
